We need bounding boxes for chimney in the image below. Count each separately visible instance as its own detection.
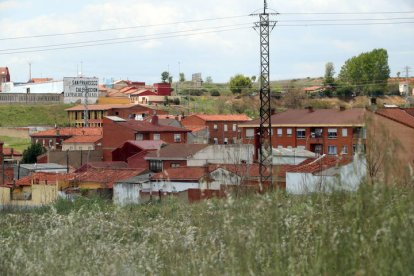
[307,106,314,113]
[151,115,159,125]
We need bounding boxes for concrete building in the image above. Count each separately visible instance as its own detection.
[0,67,10,92]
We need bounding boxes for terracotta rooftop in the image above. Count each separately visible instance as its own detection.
[376,108,414,129]
[241,108,366,127]
[3,148,22,156]
[75,161,128,173]
[63,135,102,144]
[117,120,190,133]
[30,78,53,83]
[65,103,155,111]
[73,168,147,188]
[286,155,353,174]
[15,172,76,186]
[192,114,251,122]
[151,167,207,181]
[145,144,209,160]
[31,127,103,137]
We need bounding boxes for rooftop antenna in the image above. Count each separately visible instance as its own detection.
[251,0,278,190]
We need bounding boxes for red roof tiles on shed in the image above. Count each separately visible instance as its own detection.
[74,168,147,188]
[31,127,102,137]
[151,167,207,181]
[376,108,414,129]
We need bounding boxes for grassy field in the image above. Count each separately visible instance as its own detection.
[0,185,413,275]
[0,136,31,152]
[0,104,71,127]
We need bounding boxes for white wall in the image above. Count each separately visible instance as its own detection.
[2,81,63,94]
[286,156,366,194]
[188,144,254,166]
[208,168,241,190]
[145,181,200,193]
[113,183,141,206]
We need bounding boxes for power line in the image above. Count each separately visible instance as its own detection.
[0,26,251,55]
[0,14,250,41]
[0,23,253,52]
[280,11,414,15]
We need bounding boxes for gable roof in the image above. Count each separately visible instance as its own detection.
[151,167,206,181]
[63,135,102,144]
[117,120,189,133]
[286,155,353,174]
[15,172,75,186]
[122,140,165,150]
[240,108,366,127]
[191,114,251,122]
[376,108,414,129]
[31,127,102,137]
[73,168,147,188]
[145,144,209,160]
[75,161,128,173]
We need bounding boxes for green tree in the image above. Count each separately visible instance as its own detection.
[205,76,213,84]
[161,71,169,83]
[338,48,390,96]
[229,74,252,94]
[22,143,45,164]
[251,75,257,82]
[179,73,185,82]
[323,62,335,86]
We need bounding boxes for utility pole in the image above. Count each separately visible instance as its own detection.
[252,0,277,190]
[28,62,32,82]
[83,82,89,127]
[404,66,411,107]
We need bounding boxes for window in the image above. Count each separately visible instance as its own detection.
[149,160,163,172]
[341,145,348,154]
[287,128,292,136]
[224,138,228,144]
[213,124,218,130]
[135,133,143,140]
[224,124,228,132]
[277,128,282,137]
[213,138,218,144]
[328,128,337,139]
[342,128,348,137]
[233,124,237,131]
[174,134,181,143]
[328,145,337,155]
[171,163,180,168]
[296,128,306,139]
[246,128,254,138]
[153,133,160,141]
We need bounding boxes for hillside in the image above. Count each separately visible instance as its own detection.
[0,104,71,127]
[0,185,412,275]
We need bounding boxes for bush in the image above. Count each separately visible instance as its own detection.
[210,89,220,97]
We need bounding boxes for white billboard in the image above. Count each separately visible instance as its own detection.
[63,77,99,104]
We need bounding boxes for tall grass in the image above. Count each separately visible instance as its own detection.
[0,184,413,275]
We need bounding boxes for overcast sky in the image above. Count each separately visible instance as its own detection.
[1,0,413,84]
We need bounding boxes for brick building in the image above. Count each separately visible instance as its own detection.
[111,140,165,169]
[66,103,167,127]
[374,107,414,166]
[0,67,10,92]
[239,107,366,158]
[31,127,103,150]
[181,114,251,144]
[102,116,190,161]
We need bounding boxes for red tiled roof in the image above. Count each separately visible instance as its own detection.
[241,108,366,127]
[304,86,323,92]
[118,120,189,133]
[30,78,53,83]
[63,135,102,144]
[3,148,22,156]
[31,127,103,137]
[376,108,414,129]
[151,167,206,181]
[74,168,147,188]
[119,86,137,93]
[75,161,128,173]
[404,108,414,117]
[208,164,295,178]
[286,155,352,174]
[15,172,76,186]
[183,125,208,132]
[193,114,251,122]
[145,144,209,160]
[65,104,154,111]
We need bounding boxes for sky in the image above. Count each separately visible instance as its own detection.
[0,0,413,84]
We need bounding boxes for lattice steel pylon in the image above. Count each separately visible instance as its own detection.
[252,0,277,190]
